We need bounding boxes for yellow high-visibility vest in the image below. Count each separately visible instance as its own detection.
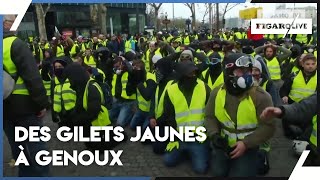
[215,87,258,147]
[137,73,156,112]
[155,80,174,119]
[167,79,206,128]
[83,78,111,126]
[56,44,65,57]
[3,36,29,95]
[111,72,136,100]
[143,48,162,72]
[289,70,317,102]
[310,116,317,147]
[265,57,281,80]
[53,78,76,113]
[201,69,224,90]
[84,56,96,68]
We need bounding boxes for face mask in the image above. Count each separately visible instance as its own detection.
[209,62,222,74]
[54,68,64,78]
[308,48,314,53]
[225,73,254,96]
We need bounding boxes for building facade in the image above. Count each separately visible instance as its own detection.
[18,3,146,41]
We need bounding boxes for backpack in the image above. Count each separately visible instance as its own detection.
[92,80,113,110]
[3,69,15,100]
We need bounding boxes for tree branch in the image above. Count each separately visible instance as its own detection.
[226,3,240,13]
[44,4,51,15]
[184,3,192,10]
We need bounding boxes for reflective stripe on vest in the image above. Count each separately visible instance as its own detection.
[137,73,156,112]
[43,80,51,96]
[289,70,317,102]
[167,79,206,128]
[310,116,317,147]
[84,56,96,68]
[56,45,65,57]
[215,87,258,147]
[111,72,136,100]
[201,69,224,90]
[3,36,29,95]
[155,80,174,119]
[265,57,281,80]
[83,78,111,126]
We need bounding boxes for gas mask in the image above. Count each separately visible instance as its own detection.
[225,55,254,95]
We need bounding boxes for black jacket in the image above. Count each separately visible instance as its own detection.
[63,64,102,127]
[4,33,49,119]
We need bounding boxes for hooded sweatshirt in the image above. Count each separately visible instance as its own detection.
[63,63,102,127]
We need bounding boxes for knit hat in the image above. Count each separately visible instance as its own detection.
[252,59,262,72]
[180,50,193,60]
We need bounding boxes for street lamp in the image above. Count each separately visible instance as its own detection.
[162,12,170,31]
[186,18,191,32]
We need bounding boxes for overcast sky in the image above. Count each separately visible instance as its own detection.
[159,3,317,21]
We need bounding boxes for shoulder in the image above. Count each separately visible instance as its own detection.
[253,86,272,104]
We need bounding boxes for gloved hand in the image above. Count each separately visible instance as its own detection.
[166,141,179,152]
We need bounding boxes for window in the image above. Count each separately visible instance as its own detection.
[22,12,34,22]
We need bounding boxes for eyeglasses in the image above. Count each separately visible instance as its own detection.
[234,55,252,67]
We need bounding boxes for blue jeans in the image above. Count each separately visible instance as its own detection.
[109,101,135,127]
[129,109,149,130]
[164,141,210,174]
[211,145,258,177]
[3,115,50,177]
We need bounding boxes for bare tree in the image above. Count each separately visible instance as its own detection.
[98,4,107,35]
[35,4,51,41]
[149,3,163,31]
[202,3,210,23]
[90,4,99,26]
[221,3,240,27]
[184,3,196,30]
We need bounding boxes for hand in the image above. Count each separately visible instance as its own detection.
[260,107,283,120]
[150,118,157,128]
[230,141,247,159]
[282,96,288,104]
[37,109,47,118]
